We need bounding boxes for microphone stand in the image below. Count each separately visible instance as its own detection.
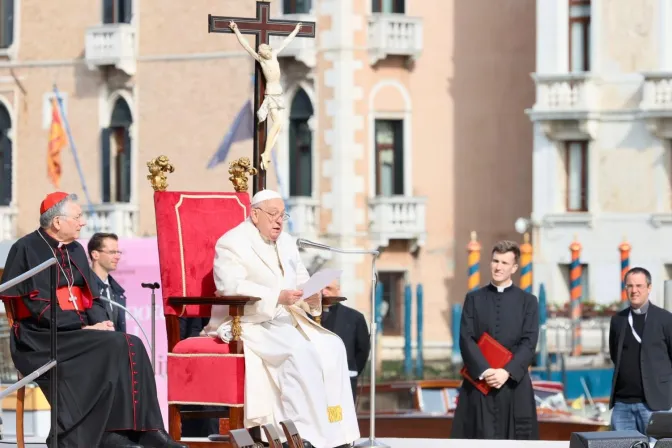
[141,282,160,371]
[297,239,388,448]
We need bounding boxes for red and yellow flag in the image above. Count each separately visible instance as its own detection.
[47,97,66,188]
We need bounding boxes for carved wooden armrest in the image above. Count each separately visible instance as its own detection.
[321,295,346,308]
[314,296,347,325]
[168,296,260,353]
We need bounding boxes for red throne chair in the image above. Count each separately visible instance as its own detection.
[149,156,261,447]
[148,155,345,447]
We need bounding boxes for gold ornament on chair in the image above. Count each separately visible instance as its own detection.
[147,155,175,192]
[228,157,258,192]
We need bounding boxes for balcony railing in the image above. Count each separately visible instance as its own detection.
[286,197,320,239]
[80,203,138,238]
[0,206,17,240]
[368,195,427,249]
[531,73,596,114]
[641,72,672,113]
[368,14,423,65]
[84,24,137,75]
[269,13,317,67]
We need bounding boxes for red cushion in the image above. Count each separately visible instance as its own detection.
[168,354,245,406]
[173,336,231,354]
[153,191,250,317]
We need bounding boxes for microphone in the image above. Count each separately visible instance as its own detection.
[141,282,160,289]
[296,238,333,251]
[296,238,380,256]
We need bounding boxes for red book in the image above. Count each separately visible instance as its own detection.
[459,332,513,395]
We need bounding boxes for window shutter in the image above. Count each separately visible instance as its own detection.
[393,120,404,195]
[122,0,133,24]
[395,0,405,13]
[3,0,14,49]
[0,133,11,206]
[120,128,132,203]
[289,121,298,197]
[103,0,114,24]
[101,128,111,203]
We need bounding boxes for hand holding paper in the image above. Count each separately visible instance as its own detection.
[298,268,342,299]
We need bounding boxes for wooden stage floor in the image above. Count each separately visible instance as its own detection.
[0,437,573,447]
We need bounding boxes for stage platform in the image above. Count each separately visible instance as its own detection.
[0,437,573,447]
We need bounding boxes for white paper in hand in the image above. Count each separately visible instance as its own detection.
[298,269,342,299]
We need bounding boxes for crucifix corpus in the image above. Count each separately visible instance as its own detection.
[208,1,316,194]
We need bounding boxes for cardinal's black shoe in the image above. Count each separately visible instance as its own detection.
[99,431,143,448]
[137,429,189,448]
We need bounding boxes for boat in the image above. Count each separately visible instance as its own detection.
[355,379,609,440]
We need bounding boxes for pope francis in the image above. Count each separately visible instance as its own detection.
[203,190,361,448]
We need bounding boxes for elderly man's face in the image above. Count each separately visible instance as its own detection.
[53,201,86,243]
[321,279,340,297]
[251,198,286,241]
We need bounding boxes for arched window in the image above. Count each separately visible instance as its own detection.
[0,103,12,206]
[289,89,313,197]
[102,97,132,203]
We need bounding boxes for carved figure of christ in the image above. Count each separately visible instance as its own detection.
[229,21,301,171]
[208,3,316,193]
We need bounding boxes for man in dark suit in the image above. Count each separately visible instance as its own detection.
[88,232,127,332]
[320,279,371,403]
[609,267,672,439]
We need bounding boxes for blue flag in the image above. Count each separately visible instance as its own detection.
[207,99,254,169]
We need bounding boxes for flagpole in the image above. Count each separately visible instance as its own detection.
[52,84,97,229]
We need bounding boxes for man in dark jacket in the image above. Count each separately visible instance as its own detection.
[320,279,371,403]
[609,267,672,441]
[88,232,127,333]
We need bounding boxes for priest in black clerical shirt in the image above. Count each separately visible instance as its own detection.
[0,192,186,448]
[608,267,672,442]
[450,240,540,440]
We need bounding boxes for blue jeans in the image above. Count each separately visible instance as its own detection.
[611,401,654,443]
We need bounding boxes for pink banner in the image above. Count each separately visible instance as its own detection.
[79,237,168,428]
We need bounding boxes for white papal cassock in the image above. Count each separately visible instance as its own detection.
[203,218,361,448]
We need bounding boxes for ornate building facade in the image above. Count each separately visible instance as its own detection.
[0,0,535,358]
[527,0,672,307]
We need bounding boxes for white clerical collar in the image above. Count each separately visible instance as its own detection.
[491,280,513,293]
[632,300,650,315]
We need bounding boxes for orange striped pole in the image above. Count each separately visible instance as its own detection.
[519,232,533,293]
[618,237,631,302]
[467,231,481,291]
[569,237,583,356]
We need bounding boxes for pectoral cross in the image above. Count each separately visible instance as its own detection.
[208,1,316,194]
[69,294,79,311]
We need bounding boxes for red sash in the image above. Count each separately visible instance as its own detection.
[56,286,85,311]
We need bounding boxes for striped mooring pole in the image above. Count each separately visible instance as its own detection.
[467,231,481,291]
[619,237,631,302]
[519,232,533,293]
[569,237,583,356]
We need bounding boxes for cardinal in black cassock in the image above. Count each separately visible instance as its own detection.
[0,192,187,448]
[451,241,540,440]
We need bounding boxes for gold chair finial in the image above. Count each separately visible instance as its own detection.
[229,157,258,192]
[147,155,175,192]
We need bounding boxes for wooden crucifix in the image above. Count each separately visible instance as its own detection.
[208,2,316,194]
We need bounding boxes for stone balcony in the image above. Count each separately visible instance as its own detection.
[84,24,136,76]
[0,206,17,240]
[285,196,320,240]
[270,13,317,68]
[80,203,138,238]
[527,73,598,139]
[368,14,423,66]
[368,195,427,250]
[640,72,672,138]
